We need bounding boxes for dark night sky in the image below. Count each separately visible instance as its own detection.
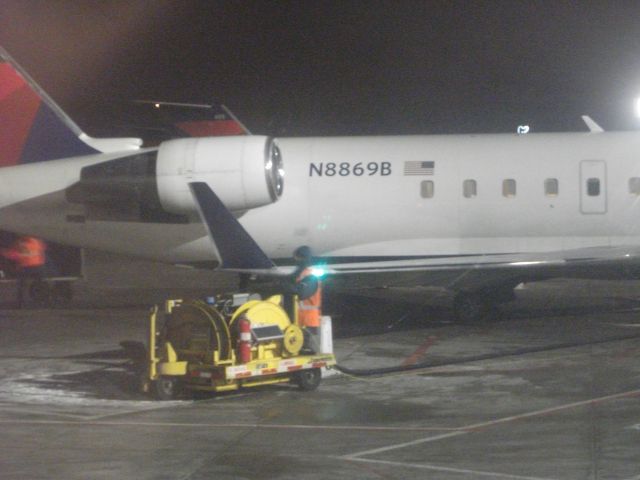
[2,1,640,137]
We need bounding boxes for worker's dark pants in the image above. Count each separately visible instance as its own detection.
[303,326,320,353]
[284,294,295,321]
[16,266,44,308]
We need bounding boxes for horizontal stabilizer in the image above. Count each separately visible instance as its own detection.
[78,133,142,153]
[189,182,275,270]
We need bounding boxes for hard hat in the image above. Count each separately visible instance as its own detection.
[293,245,312,261]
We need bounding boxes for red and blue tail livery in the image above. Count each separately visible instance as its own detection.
[0,47,98,167]
[128,100,249,145]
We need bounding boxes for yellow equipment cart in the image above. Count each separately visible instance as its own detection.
[142,294,335,400]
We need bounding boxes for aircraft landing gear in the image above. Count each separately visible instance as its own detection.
[453,292,495,323]
[453,284,517,323]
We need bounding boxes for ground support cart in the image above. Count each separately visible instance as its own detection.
[142,295,336,400]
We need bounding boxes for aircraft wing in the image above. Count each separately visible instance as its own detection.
[188,181,281,274]
[321,245,640,292]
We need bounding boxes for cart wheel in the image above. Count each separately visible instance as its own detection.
[294,368,322,391]
[154,376,180,400]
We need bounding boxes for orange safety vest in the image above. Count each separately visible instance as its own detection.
[297,267,322,328]
[12,237,46,269]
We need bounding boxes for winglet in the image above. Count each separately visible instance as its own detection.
[189,182,275,270]
[581,115,604,133]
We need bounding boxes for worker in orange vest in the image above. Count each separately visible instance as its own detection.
[290,245,322,353]
[1,236,47,308]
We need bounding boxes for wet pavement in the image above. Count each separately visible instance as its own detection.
[1,267,640,479]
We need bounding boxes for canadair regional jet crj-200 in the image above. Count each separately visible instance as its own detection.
[3,46,640,321]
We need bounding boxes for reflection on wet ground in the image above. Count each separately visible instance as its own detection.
[1,271,640,479]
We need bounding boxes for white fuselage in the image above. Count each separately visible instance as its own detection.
[2,132,640,267]
[243,132,640,262]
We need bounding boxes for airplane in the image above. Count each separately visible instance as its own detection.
[3,45,640,321]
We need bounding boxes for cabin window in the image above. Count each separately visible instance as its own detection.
[629,177,640,195]
[587,178,600,196]
[502,179,516,197]
[544,178,559,196]
[421,180,434,198]
[463,179,477,198]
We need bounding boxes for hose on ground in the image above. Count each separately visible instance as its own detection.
[333,332,640,377]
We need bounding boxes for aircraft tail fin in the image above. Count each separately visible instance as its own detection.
[0,47,100,167]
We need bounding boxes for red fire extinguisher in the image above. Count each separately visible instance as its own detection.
[237,317,252,363]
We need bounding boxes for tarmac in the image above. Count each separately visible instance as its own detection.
[0,252,639,479]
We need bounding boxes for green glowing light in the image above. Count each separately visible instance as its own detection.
[311,267,326,278]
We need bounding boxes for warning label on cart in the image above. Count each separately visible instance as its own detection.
[225,355,335,380]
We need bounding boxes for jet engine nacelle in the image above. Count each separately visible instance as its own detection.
[157,135,283,214]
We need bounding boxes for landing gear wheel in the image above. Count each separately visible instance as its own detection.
[453,293,492,323]
[294,368,322,391]
[29,280,50,306]
[154,376,181,400]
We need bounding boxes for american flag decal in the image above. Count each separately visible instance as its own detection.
[404,161,435,175]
